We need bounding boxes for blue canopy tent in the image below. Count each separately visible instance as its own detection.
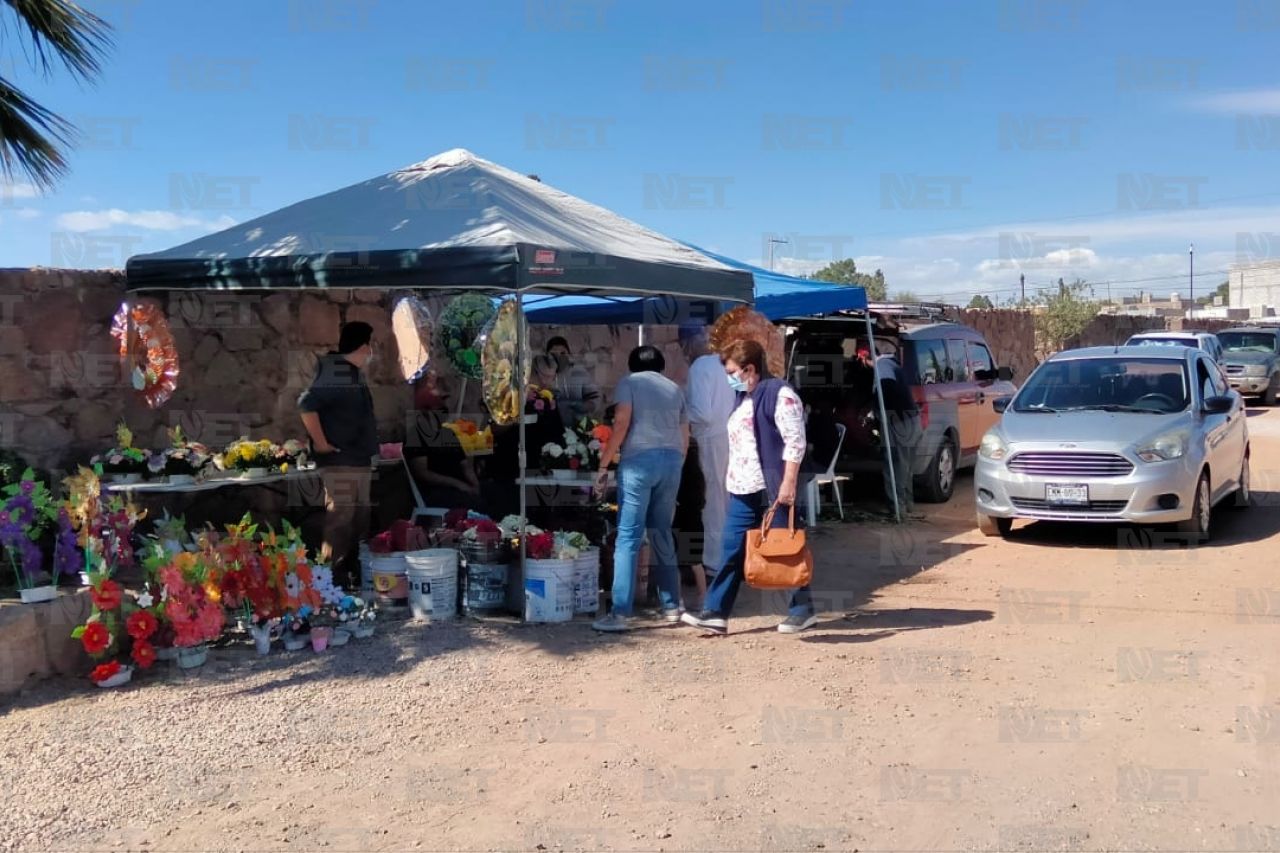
[522,247,866,324]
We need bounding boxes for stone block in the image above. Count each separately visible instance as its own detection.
[75,402,120,446]
[33,590,91,676]
[260,294,293,338]
[190,332,222,370]
[26,288,85,356]
[299,297,340,346]
[0,323,26,356]
[219,327,265,353]
[0,356,42,403]
[0,604,49,696]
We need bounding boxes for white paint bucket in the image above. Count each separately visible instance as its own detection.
[405,549,458,621]
[572,548,600,615]
[523,558,575,623]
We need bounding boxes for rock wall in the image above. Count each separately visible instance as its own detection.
[942,308,1038,383]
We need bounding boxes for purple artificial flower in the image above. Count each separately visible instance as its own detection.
[19,537,41,583]
[4,494,35,529]
[53,509,79,580]
[19,480,34,496]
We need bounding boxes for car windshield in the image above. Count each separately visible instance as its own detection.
[1219,331,1276,353]
[1014,357,1190,414]
[1128,336,1200,349]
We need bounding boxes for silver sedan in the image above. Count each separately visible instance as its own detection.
[974,346,1250,539]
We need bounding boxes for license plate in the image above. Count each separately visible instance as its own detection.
[1046,483,1088,506]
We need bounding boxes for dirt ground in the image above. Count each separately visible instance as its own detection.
[5,411,1280,852]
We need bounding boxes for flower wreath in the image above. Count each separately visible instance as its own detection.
[437,293,496,380]
[111,301,180,408]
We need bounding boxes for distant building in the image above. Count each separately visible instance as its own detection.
[1100,291,1187,318]
[1229,261,1280,318]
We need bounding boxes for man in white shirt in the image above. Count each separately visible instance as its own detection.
[679,325,735,595]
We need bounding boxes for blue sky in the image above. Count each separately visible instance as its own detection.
[2,0,1279,303]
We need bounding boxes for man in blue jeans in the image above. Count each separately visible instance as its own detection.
[591,346,689,632]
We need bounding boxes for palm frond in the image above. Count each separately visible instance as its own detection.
[0,74,73,189]
[1,0,113,79]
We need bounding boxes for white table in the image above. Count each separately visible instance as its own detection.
[104,458,404,496]
[517,472,615,489]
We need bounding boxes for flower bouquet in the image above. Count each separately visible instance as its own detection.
[437,292,496,380]
[157,551,225,667]
[479,297,528,426]
[216,438,280,477]
[443,419,494,455]
[541,428,591,477]
[340,595,377,639]
[1,470,63,602]
[63,467,145,580]
[71,552,161,686]
[151,426,211,484]
[91,423,152,482]
[576,417,613,470]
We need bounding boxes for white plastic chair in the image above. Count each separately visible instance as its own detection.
[806,423,850,521]
[402,457,449,524]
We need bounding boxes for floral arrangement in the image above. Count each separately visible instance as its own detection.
[337,594,376,631]
[149,426,211,478]
[438,292,496,380]
[158,551,225,648]
[553,530,591,560]
[498,515,542,539]
[111,301,179,409]
[527,385,556,412]
[443,419,494,455]
[369,519,429,554]
[480,297,528,425]
[72,552,159,683]
[91,423,152,476]
[0,469,59,590]
[458,517,500,543]
[63,467,145,576]
[216,438,280,472]
[525,530,555,560]
[541,419,613,472]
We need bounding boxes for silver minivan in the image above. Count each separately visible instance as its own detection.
[974,346,1249,539]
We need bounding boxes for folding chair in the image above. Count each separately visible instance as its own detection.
[401,457,449,525]
[806,423,850,521]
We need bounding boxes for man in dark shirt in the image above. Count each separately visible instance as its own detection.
[298,321,379,589]
[860,348,922,517]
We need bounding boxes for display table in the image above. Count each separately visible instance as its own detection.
[103,458,403,496]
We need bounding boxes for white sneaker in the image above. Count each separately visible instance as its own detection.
[661,608,683,623]
[777,613,819,634]
[592,613,631,632]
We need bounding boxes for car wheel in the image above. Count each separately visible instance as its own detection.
[1176,471,1212,539]
[1266,376,1279,407]
[1232,453,1251,509]
[976,512,1013,538]
[917,434,956,503]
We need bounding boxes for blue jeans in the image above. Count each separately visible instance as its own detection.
[703,491,814,619]
[611,448,683,616]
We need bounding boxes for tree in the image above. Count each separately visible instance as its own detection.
[891,290,920,303]
[966,294,994,310]
[1197,280,1230,306]
[1033,279,1097,353]
[1,0,113,189]
[812,258,887,301]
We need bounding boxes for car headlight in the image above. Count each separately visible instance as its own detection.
[979,432,1008,461]
[1136,430,1188,462]
[1244,364,1268,376]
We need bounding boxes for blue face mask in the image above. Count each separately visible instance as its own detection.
[727,372,748,393]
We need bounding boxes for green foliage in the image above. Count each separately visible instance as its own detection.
[891,291,920,303]
[966,294,995,310]
[1033,279,1098,353]
[811,259,887,301]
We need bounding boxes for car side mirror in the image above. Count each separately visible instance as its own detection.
[973,368,994,382]
[993,396,1012,414]
[1203,394,1233,414]
[997,366,1014,381]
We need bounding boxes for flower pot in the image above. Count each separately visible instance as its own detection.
[352,622,375,639]
[155,645,177,662]
[330,628,351,646]
[284,634,307,651]
[175,644,208,669]
[19,585,56,604]
[310,627,332,652]
[110,473,142,485]
[250,625,273,656]
[241,467,269,479]
[167,474,195,486]
[95,666,133,688]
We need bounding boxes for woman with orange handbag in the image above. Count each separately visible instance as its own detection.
[680,339,817,635]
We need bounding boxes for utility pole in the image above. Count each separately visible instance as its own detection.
[1188,242,1195,321]
[1019,273,1025,306]
[768,237,789,272]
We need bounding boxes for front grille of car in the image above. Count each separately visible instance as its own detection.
[1006,452,1135,478]
[1225,364,1245,375]
[1011,497,1129,514]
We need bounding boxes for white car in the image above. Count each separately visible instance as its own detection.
[1124,331,1225,364]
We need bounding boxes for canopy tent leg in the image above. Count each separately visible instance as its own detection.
[516,291,529,620]
[866,313,901,524]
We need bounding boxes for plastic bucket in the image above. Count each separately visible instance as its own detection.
[572,548,600,615]
[405,549,458,621]
[465,561,509,615]
[524,558,575,623]
[358,543,375,599]
[370,554,409,607]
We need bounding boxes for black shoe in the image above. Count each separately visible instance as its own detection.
[680,610,728,634]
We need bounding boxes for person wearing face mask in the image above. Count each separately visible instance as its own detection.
[680,338,817,635]
[545,336,602,428]
[298,321,380,590]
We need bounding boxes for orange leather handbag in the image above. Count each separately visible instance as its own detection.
[744,503,813,590]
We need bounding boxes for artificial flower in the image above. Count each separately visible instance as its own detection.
[91,579,124,611]
[135,590,154,608]
[126,610,158,640]
[90,660,121,684]
[81,622,111,655]
[131,640,156,669]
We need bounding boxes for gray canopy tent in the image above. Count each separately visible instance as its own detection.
[125,148,756,577]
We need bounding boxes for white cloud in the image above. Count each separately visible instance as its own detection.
[1189,88,1280,113]
[1,182,38,200]
[55,209,235,232]
[14,208,40,220]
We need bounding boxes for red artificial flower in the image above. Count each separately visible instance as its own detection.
[568,457,580,470]
[526,531,555,560]
[81,621,111,655]
[125,610,158,641]
[89,660,121,684]
[91,579,123,611]
[131,640,156,669]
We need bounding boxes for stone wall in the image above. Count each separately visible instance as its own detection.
[942,308,1038,383]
